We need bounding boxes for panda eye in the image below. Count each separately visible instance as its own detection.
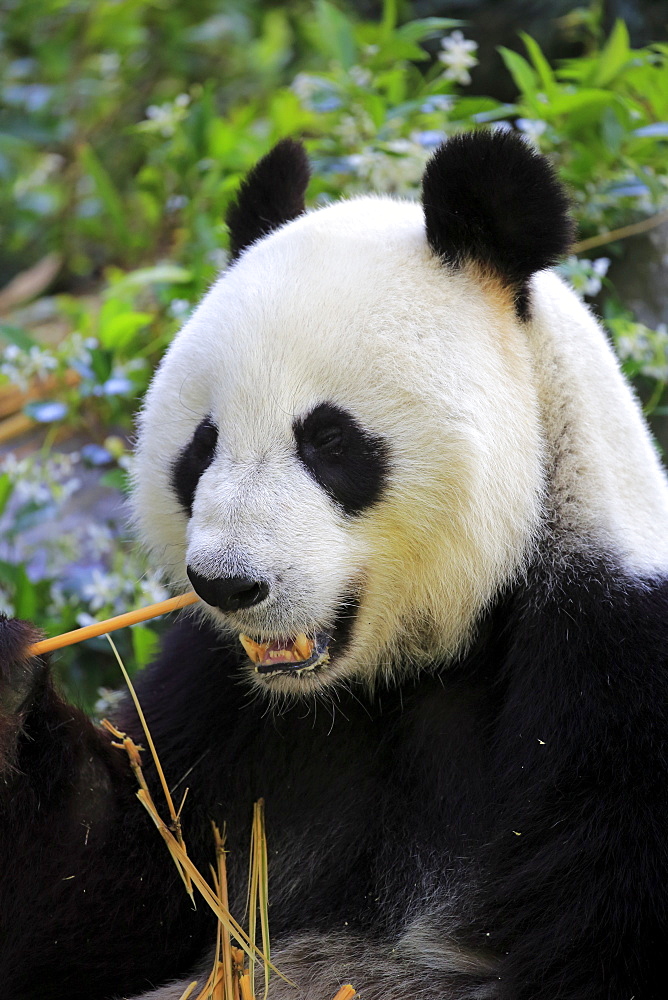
[171,416,218,517]
[294,402,389,517]
[311,425,345,455]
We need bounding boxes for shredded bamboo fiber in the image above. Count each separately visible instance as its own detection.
[103,635,355,1000]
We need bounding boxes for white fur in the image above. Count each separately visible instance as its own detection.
[132,196,668,695]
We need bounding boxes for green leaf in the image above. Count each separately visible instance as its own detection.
[395,18,464,46]
[544,89,615,118]
[0,561,38,620]
[593,20,631,87]
[520,33,556,97]
[101,468,129,491]
[0,474,12,518]
[380,0,398,38]
[110,265,193,292]
[314,1,357,69]
[78,143,130,246]
[498,47,538,99]
[250,9,293,74]
[601,107,625,153]
[131,625,159,670]
[0,324,38,351]
[90,347,114,383]
[375,37,432,63]
[98,311,153,351]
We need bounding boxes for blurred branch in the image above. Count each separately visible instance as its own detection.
[573,209,668,254]
[0,254,62,316]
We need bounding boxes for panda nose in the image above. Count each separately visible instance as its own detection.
[186,567,270,613]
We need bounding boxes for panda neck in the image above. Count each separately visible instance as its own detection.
[527,270,668,576]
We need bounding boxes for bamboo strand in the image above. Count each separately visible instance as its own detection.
[106,634,194,903]
[28,591,200,656]
[177,983,199,1000]
[216,825,236,1000]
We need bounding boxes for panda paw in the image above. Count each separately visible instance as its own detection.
[0,615,46,716]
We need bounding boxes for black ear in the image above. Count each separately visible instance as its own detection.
[225,138,311,261]
[421,130,573,318]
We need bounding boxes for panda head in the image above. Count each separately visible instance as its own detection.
[133,132,577,698]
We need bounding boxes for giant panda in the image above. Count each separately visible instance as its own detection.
[0,131,667,1000]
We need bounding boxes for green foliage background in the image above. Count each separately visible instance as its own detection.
[1,0,667,705]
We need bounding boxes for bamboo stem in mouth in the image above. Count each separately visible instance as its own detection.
[27,591,200,656]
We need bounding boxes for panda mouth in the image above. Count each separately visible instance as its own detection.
[237,591,360,679]
[239,632,331,676]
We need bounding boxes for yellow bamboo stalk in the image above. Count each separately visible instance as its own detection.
[331,987,356,1000]
[216,825,236,1000]
[178,984,199,1000]
[28,591,200,656]
[238,973,253,1000]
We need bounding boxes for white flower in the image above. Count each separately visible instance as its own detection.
[166,194,188,213]
[349,65,372,88]
[0,452,30,479]
[208,248,228,270]
[583,257,610,297]
[82,569,125,612]
[97,52,120,78]
[559,255,611,299]
[421,95,454,114]
[290,73,341,112]
[139,573,170,605]
[84,523,115,560]
[13,479,52,505]
[143,94,190,138]
[0,343,58,390]
[47,452,79,482]
[28,345,58,379]
[349,142,429,194]
[0,588,14,616]
[62,332,98,367]
[94,687,125,716]
[168,298,192,319]
[118,452,135,473]
[47,584,71,613]
[515,118,548,147]
[490,121,513,134]
[291,73,319,100]
[438,31,479,86]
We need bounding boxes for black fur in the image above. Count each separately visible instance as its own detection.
[294,402,390,516]
[421,130,574,317]
[1,553,666,998]
[225,138,311,261]
[170,415,218,516]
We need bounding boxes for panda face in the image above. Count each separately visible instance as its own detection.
[133,193,544,697]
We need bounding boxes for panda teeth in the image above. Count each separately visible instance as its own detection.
[294,633,313,660]
[254,649,331,678]
[239,632,329,676]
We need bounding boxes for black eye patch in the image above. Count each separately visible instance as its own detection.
[294,402,389,516]
[171,416,218,516]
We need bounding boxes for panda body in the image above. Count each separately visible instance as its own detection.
[0,133,667,1000]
